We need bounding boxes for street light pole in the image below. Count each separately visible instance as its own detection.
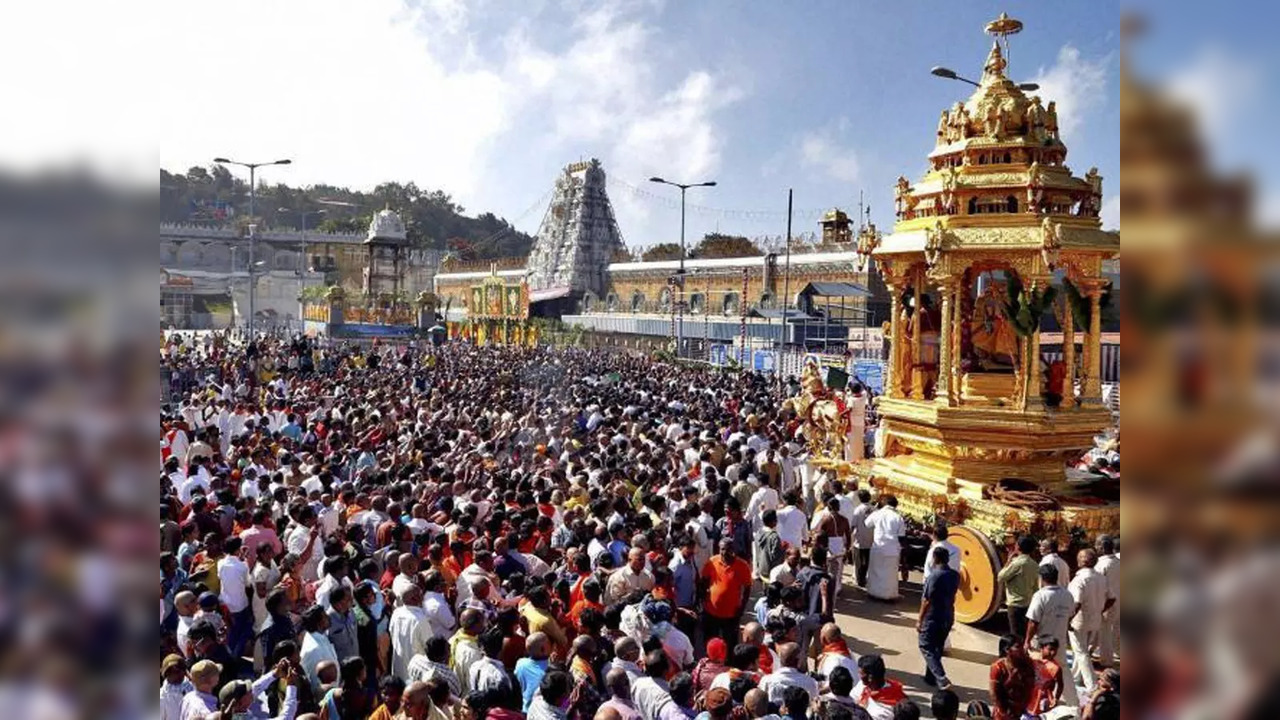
[280,208,327,278]
[649,177,716,358]
[214,157,292,335]
[930,65,1039,91]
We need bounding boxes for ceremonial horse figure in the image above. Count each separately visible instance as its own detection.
[789,361,856,462]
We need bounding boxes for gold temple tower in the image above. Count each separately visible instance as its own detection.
[858,14,1120,622]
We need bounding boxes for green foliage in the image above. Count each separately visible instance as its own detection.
[161,168,535,260]
[692,233,763,259]
[1061,278,1090,330]
[642,243,683,262]
[1002,274,1057,337]
[298,285,330,303]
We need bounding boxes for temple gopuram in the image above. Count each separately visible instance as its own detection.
[854,14,1120,623]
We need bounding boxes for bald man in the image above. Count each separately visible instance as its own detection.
[743,689,772,720]
[515,632,551,712]
[606,547,655,605]
[757,642,819,706]
[400,681,432,720]
[604,637,644,680]
[816,623,858,680]
[450,609,487,695]
[600,667,643,720]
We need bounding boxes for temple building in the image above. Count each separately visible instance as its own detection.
[434,160,891,356]
[363,207,410,297]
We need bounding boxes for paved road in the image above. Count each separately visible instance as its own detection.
[828,568,1006,711]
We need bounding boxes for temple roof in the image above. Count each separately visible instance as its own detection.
[366,207,408,244]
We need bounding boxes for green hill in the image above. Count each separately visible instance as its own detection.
[161,166,536,260]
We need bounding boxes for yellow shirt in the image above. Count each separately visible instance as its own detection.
[521,605,568,651]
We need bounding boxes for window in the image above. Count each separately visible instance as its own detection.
[688,293,706,314]
[1006,195,1018,213]
[606,293,619,312]
[722,292,740,316]
[631,292,646,313]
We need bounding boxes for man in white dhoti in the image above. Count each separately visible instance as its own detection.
[844,383,867,462]
[863,495,904,601]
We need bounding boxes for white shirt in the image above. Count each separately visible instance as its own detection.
[423,590,457,638]
[657,624,695,669]
[779,456,799,495]
[817,651,859,681]
[456,565,499,605]
[758,667,820,707]
[285,525,321,583]
[746,487,780,527]
[1040,553,1071,589]
[768,562,798,587]
[776,505,809,549]
[631,676,674,720]
[315,574,353,611]
[251,562,281,628]
[160,679,194,720]
[392,573,419,604]
[865,507,903,554]
[178,475,211,504]
[301,630,339,694]
[469,656,511,694]
[851,681,895,720]
[925,540,961,578]
[217,556,251,613]
[850,502,874,549]
[1095,553,1120,607]
[390,605,432,680]
[301,475,324,496]
[1068,567,1108,632]
[1026,584,1075,645]
[179,690,216,720]
[176,614,194,657]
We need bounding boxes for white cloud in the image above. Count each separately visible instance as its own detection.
[150,0,743,246]
[1167,46,1260,148]
[1101,194,1120,230]
[798,123,860,183]
[1030,45,1111,140]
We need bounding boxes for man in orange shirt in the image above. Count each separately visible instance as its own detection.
[699,538,753,645]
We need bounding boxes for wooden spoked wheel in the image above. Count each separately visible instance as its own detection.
[949,524,1002,624]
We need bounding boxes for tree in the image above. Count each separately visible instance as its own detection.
[692,233,763,259]
[642,243,683,261]
[161,167,535,257]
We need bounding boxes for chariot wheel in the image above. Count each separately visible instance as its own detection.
[949,524,1002,624]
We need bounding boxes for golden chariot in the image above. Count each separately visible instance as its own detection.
[812,14,1120,623]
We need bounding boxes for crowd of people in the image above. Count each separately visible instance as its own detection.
[160,332,1119,720]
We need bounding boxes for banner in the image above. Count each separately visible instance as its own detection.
[850,360,886,395]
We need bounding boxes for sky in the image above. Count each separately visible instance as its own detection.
[14,2,1136,248]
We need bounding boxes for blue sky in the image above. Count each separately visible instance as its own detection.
[154,1,1126,248]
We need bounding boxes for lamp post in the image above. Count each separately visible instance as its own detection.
[279,208,326,278]
[930,66,1039,91]
[648,177,716,358]
[214,157,292,334]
